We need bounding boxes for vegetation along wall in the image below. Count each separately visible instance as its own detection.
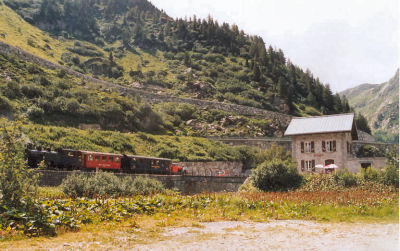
[36,170,247,194]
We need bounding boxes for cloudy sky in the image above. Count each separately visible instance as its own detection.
[150,0,399,92]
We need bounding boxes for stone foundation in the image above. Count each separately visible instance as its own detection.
[214,138,291,152]
[173,161,244,176]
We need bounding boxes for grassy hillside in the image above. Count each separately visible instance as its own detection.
[341,70,399,143]
[0,52,283,138]
[0,52,264,163]
[0,0,351,116]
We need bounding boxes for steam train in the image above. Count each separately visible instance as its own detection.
[25,146,184,175]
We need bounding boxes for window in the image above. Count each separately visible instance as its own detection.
[305,142,311,153]
[102,156,107,162]
[301,141,314,153]
[95,155,100,161]
[88,155,93,161]
[301,160,315,172]
[322,140,336,152]
[115,157,120,163]
[109,156,114,162]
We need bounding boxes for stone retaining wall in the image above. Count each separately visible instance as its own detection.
[0,40,291,124]
[35,170,246,194]
[214,138,291,152]
[350,141,394,157]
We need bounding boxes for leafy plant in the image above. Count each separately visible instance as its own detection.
[0,119,38,207]
[333,170,357,187]
[251,159,303,191]
[61,172,164,198]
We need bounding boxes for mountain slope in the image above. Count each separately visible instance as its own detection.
[0,0,351,117]
[340,70,399,141]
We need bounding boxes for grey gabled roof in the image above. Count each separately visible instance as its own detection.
[284,113,355,136]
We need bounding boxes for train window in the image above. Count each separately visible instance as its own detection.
[115,157,120,162]
[109,156,113,162]
[89,155,93,161]
[102,156,107,162]
[95,155,100,161]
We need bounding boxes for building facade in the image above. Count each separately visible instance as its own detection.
[284,113,388,173]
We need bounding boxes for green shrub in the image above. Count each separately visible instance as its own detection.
[2,81,21,99]
[85,172,121,197]
[130,176,164,195]
[21,84,43,98]
[360,167,380,182]
[61,172,164,198]
[256,144,292,164]
[238,177,259,192]
[0,119,38,207]
[333,170,357,187]
[26,106,44,120]
[61,172,88,198]
[0,95,12,111]
[357,145,380,157]
[381,165,399,187]
[251,159,303,191]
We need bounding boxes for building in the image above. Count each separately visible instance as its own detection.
[284,113,388,173]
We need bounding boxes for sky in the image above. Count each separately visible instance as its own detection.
[150,0,399,92]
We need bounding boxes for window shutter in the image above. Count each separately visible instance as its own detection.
[311,141,315,153]
[301,160,305,171]
[333,140,336,152]
[312,160,315,172]
[301,142,304,153]
[322,141,326,152]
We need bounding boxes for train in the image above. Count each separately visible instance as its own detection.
[25,145,185,175]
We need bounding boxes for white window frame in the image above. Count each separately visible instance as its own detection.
[305,142,312,153]
[305,160,313,171]
[326,140,334,152]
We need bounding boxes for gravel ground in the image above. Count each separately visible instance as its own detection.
[3,220,398,251]
[136,220,399,251]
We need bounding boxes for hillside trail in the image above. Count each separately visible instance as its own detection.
[3,220,398,250]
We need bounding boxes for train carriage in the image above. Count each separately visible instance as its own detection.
[80,151,122,170]
[128,155,172,174]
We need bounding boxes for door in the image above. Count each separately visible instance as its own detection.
[361,163,371,169]
[325,159,334,165]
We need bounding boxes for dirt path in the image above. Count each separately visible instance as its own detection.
[136,221,399,251]
[2,221,398,250]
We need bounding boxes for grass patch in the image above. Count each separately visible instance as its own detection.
[0,188,397,244]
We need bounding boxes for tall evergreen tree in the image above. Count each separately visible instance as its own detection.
[355,113,371,134]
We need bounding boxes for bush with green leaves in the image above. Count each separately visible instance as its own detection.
[381,165,399,187]
[0,95,12,111]
[251,159,303,191]
[333,170,357,187]
[60,172,88,198]
[360,167,380,182]
[0,119,38,207]
[61,172,164,198]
